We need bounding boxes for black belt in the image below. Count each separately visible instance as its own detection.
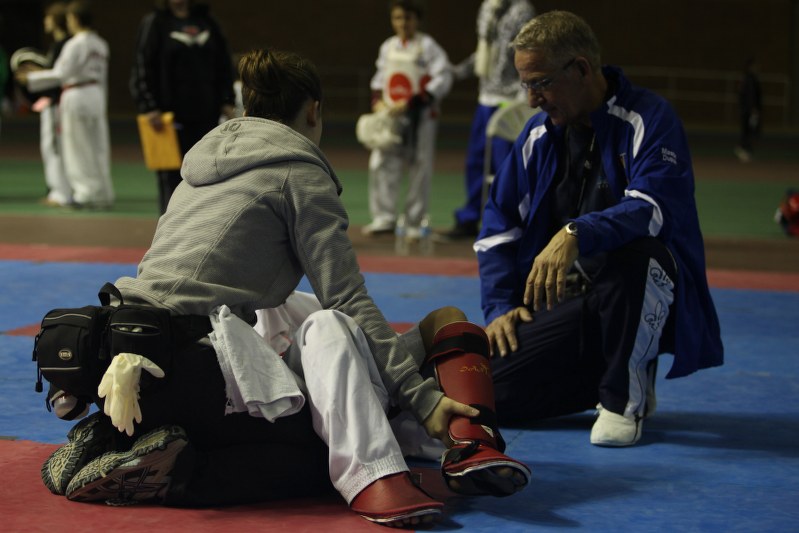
[62,80,98,91]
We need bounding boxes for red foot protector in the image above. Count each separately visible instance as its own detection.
[427,322,532,496]
[349,472,443,525]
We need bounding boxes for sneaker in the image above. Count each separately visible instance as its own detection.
[590,404,642,447]
[734,146,752,163]
[405,226,422,240]
[65,425,187,504]
[70,200,113,211]
[41,412,116,495]
[361,220,395,236]
[39,197,67,208]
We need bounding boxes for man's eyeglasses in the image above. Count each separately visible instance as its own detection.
[520,58,577,94]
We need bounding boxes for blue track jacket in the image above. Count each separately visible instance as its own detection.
[475,66,723,379]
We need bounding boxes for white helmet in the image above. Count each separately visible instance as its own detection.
[355,111,406,150]
[10,47,48,72]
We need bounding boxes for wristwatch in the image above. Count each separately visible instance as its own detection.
[565,222,578,237]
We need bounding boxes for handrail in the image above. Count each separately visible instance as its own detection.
[622,66,791,126]
[316,65,794,126]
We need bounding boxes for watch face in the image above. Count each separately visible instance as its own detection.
[566,222,577,235]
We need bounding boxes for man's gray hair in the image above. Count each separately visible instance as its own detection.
[512,10,601,70]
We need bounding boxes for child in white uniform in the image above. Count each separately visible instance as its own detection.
[34,2,72,206]
[20,0,113,209]
[363,0,452,237]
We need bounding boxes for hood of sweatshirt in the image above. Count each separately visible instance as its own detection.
[181,116,341,194]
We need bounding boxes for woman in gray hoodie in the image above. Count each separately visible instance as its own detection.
[46,48,528,527]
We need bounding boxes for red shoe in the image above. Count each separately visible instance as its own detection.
[443,441,531,497]
[349,472,444,526]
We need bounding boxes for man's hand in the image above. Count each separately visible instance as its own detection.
[146,110,164,131]
[423,396,479,447]
[485,307,533,358]
[524,227,579,311]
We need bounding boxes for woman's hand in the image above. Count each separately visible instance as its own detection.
[422,396,479,447]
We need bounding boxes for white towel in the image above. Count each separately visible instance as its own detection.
[209,304,305,422]
[254,291,323,356]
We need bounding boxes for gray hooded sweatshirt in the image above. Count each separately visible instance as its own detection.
[116,117,441,422]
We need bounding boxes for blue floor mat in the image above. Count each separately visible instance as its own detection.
[1,259,797,531]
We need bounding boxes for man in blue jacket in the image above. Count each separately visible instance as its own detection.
[475,11,723,446]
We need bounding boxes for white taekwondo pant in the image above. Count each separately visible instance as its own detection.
[39,102,71,205]
[283,309,443,503]
[367,114,437,229]
[60,84,113,206]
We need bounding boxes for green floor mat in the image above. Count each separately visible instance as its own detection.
[0,155,794,240]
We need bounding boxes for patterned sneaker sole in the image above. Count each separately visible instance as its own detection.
[65,425,187,504]
[41,413,113,495]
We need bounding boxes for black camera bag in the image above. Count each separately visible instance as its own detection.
[32,283,173,405]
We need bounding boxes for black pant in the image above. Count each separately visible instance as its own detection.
[491,238,677,425]
[116,337,332,506]
[156,170,182,215]
[155,121,217,214]
[739,110,759,152]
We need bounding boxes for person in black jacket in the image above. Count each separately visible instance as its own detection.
[130,0,235,214]
[734,56,762,163]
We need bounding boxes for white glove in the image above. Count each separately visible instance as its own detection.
[97,353,164,436]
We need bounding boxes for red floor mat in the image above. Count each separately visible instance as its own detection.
[0,439,453,532]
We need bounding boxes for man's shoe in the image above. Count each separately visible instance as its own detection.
[436,221,479,241]
[65,425,187,505]
[70,200,113,211]
[590,404,642,447]
[734,146,752,163]
[349,472,443,526]
[41,412,116,495]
